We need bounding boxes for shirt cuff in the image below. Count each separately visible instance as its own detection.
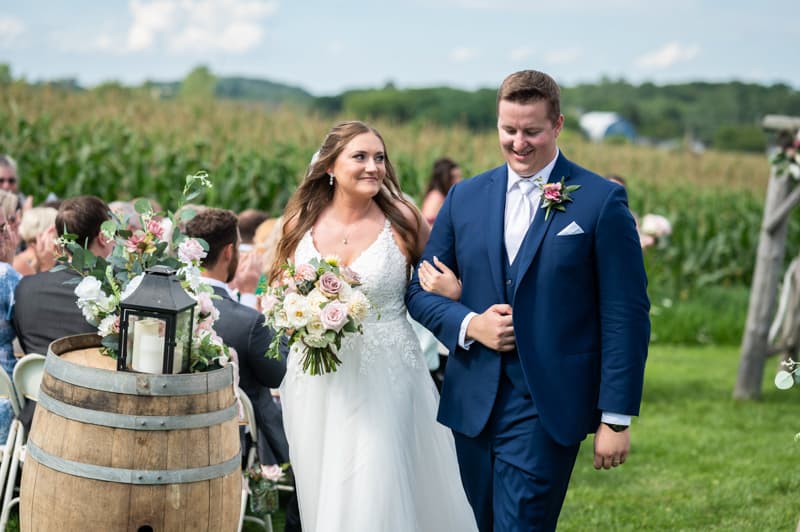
[458,312,478,349]
[601,412,632,426]
[239,292,259,309]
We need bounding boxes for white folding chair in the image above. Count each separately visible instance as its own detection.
[0,353,46,529]
[0,368,21,531]
[12,353,46,408]
[238,388,271,532]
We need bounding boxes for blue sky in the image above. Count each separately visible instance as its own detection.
[0,1,795,96]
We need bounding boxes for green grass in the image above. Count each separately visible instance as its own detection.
[559,344,800,531]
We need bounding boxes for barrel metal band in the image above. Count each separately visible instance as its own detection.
[37,390,238,431]
[27,440,240,485]
[45,352,233,396]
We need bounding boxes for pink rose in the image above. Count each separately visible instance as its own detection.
[125,232,155,254]
[317,272,342,296]
[294,263,317,282]
[261,294,279,313]
[543,182,562,202]
[260,464,285,483]
[319,301,348,332]
[340,266,360,286]
[178,238,207,264]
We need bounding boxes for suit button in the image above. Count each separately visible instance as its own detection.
[506,279,512,286]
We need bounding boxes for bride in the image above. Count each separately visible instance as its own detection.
[270,121,478,531]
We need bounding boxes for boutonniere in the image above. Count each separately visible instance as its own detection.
[540,176,580,221]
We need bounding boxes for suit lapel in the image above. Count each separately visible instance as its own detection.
[513,154,572,293]
[486,166,508,301]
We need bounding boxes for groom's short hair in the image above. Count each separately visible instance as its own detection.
[184,208,239,268]
[497,70,561,124]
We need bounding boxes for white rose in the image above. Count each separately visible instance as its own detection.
[75,276,105,302]
[305,288,329,310]
[283,293,311,329]
[306,316,326,337]
[337,282,353,302]
[98,314,119,337]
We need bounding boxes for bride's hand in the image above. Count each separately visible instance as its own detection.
[418,256,461,301]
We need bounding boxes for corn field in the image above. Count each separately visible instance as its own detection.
[2,82,798,344]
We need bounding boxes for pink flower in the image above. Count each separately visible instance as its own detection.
[294,263,317,282]
[146,219,165,240]
[340,266,360,286]
[543,182,562,202]
[261,294,279,312]
[178,238,207,264]
[319,301,348,331]
[317,272,342,297]
[260,464,285,483]
[125,232,155,254]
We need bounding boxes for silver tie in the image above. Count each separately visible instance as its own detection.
[506,178,538,263]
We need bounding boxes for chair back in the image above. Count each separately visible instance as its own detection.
[0,370,20,419]
[12,354,46,407]
[238,387,259,446]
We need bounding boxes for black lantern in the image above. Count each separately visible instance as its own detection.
[117,265,196,374]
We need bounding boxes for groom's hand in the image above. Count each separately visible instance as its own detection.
[593,423,630,470]
[466,304,515,351]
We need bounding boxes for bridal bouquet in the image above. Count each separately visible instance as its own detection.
[56,172,231,372]
[261,256,369,375]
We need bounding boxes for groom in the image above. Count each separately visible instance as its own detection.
[406,70,649,531]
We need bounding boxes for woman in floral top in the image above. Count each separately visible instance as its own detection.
[0,190,21,442]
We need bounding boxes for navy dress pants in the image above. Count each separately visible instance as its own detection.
[453,375,580,532]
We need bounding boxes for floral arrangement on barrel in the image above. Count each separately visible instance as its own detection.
[246,463,289,517]
[260,256,370,375]
[55,172,231,372]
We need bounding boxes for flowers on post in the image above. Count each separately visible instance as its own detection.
[261,256,369,376]
[540,176,580,221]
[770,136,800,179]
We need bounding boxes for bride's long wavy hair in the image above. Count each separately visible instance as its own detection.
[269,121,423,283]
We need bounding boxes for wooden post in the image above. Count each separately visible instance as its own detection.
[734,115,800,399]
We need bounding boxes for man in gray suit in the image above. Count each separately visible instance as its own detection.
[184,208,300,531]
[13,195,114,355]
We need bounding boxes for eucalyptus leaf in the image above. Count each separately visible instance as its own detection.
[775,370,795,390]
[134,198,153,214]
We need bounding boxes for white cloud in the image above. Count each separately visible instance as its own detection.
[0,15,26,47]
[544,47,581,65]
[635,42,700,69]
[450,47,478,64]
[126,0,278,54]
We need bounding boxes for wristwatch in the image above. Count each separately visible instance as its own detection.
[603,422,629,433]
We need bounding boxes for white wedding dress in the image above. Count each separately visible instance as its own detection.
[280,219,478,532]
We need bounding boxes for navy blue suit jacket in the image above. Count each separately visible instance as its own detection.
[406,152,650,446]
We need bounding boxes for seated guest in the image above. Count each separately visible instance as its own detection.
[238,209,270,253]
[0,190,21,443]
[13,196,113,355]
[13,206,58,275]
[184,208,300,531]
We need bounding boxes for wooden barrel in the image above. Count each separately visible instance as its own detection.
[20,334,242,532]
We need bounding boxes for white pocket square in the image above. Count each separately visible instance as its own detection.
[557,221,584,236]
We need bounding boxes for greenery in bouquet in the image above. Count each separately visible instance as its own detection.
[54,171,231,372]
[260,256,370,375]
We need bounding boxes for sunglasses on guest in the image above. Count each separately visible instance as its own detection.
[0,177,16,185]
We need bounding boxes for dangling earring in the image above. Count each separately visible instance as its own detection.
[329,174,334,186]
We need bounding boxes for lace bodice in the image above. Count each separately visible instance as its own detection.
[291,218,421,377]
[295,218,408,323]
